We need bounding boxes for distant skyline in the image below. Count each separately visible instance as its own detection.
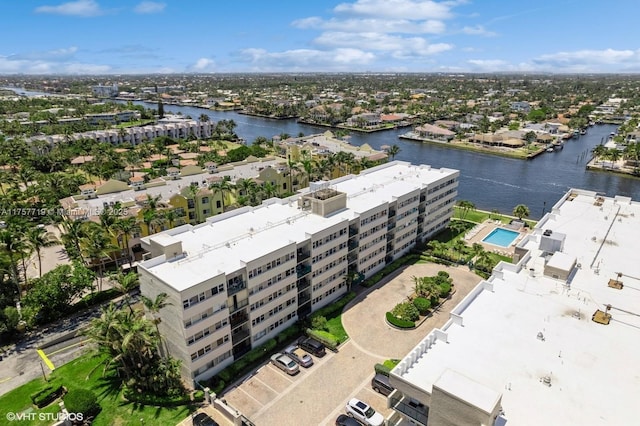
[1,0,639,75]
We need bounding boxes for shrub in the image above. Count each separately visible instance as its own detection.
[311,292,355,320]
[193,390,205,402]
[412,297,431,315]
[307,328,338,350]
[439,282,452,297]
[392,302,419,322]
[383,359,400,370]
[276,322,302,344]
[64,388,101,417]
[31,384,64,408]
[374,363,391,376]
[311,315,328,331]
[386,312,415,329]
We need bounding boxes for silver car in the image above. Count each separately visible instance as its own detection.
[270,353,299,375]
[284,345,314,368]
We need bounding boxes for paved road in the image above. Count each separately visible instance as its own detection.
[0,294,137,397]
[218,263,481,426]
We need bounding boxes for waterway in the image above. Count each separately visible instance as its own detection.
[135,102,638,219]
[4,89,638,219]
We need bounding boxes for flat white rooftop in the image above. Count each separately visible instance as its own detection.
[394,190,640,426]
[139,161,458,291]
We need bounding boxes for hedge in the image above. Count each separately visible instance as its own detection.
[74,288,120,310]
[412,297,431,315]
[386,312,415,329]
[123,388,192,407]
[374,363,391,376]
[310,292,356,320]
[306,328,338,350]
[361,254,419,288]
[64,388,101,417]
[31,384,64,408]
[439,282,452,297]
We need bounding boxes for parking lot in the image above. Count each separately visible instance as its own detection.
[220,264,482,426]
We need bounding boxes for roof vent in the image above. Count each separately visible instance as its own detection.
[541,376,552,387]
[536,332,545,341]
[543,229,552,236]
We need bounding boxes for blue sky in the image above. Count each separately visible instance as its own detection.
[1,0,639,74]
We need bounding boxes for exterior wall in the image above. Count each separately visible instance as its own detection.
[428,387,501,426]
[309,222,350,309]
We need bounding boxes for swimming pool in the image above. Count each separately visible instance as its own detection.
[482,228,520,247]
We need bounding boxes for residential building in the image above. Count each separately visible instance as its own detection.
[92,84,119,98]
[138,161,459,383]
[387,189,640,426]
[414,124,456,142]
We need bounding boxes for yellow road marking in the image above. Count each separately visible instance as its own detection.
[36,349,55,371]
[0,377,12,384]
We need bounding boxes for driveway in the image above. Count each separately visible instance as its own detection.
[342,263,482,360]
[215,263,482,425]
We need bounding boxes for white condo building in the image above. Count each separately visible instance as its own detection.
[388,189,640,426]
[137,161,459,382]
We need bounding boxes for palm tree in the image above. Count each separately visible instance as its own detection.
[112,216,137,267]
[110,271,139,314]
[299,153,315,186]
[456,200,475,220]
[141,292,172,357]
[210,179,232,212]
[80,224,117,292]
[512,204,530,221]
[25,226,59,278]
[385,144,401,160]
[198,113,210,123]
[0,228,27,298]
[261,181,278,201]
[607,148,621,169]
[453,239,467,262]
[59,219,84,261]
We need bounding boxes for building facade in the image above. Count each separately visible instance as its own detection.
[137,161,459,383]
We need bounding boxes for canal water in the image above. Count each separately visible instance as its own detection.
[144,102,638,219]
[5,89,637,219]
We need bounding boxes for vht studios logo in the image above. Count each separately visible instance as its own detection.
[6,412,84,422]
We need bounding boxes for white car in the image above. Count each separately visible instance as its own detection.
[270,353,299,375]
[345,398,384,426]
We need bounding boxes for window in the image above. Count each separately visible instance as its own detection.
[201,197,209,204]
[216,200,221,209]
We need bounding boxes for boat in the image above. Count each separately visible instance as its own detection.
[546,148,554,152]
[580,129,587,135]
[572,130,580,138]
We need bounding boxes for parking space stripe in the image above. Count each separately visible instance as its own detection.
[266,364,294,384]
[253,375,280,394]
[236,385,264,407]
[319,362,375,426]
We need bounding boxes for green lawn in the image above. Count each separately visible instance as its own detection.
[0,352,197,426]
[325,315,348,343]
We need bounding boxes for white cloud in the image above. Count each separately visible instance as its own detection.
[35,0,105,17]
[0,55,110,74]
[292,17,445,34]
[334,0,454,20]
[461,25,496,37]
[63,63,112,74]
[533,48,639,67]
[191,58,216,72]
[315,32,452,57]
[239,48,375,71]
[134,1,166,14]
[467,59,510,71]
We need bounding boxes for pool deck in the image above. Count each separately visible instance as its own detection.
[464,220,529,256]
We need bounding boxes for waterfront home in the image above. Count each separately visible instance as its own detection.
[469,133,524,148]
[414,123,455,142]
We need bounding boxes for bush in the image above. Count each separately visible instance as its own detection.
[392,302,419,322]
[311,292,356,320]
[307,328,338,350]
[74,288,120,310]
[31,384,64,408]
[439,282,452,297]
[64,388,101,417]
[276,322,302,344]
[311,315,328,331]
[193,390,205,402]
[386,312,415,329]
[374,363,391,376]
[412,297,431,315]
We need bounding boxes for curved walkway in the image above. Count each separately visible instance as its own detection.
[342,263,482,360]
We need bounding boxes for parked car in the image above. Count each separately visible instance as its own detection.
[270,352,300,375]
[345,398,384,426]
[335,413,361,426]
[371,373,395,396]
[284,345,314,368]
[192,412,218,426]
[298,336,326,357]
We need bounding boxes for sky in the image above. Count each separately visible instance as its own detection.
[1,0,639,75]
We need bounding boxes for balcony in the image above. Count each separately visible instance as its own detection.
[348,239,359,251]
[389,391,429,426]
[418,206,426,214]
[389,209,396,218]
[229,298,249,314]
[387,222,396,231]
[298,291,311,305]
[349,226,358,237]
[230,311,248,329]
[297,249,310,262]
[296,264,311,278]
[297,277,311,291]
[347,252,357,264]
[228,278,246,296]
[420,195,426,202]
